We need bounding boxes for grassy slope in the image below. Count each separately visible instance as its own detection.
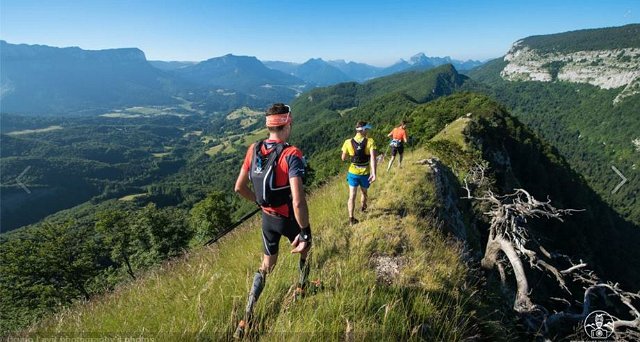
[27,148,510,341]
[432,117,471,150]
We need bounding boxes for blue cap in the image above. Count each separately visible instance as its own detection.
[356,123,373,131]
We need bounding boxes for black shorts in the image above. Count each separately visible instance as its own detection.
[261,211,300,255]
[391,144,404,156]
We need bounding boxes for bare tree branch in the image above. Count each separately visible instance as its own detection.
[461,164,639,339]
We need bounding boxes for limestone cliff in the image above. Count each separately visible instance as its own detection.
[500,40,640,104]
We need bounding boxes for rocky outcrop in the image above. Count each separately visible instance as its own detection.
[420,158,468,242]
[501,41,640,104]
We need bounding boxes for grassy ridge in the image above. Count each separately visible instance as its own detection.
[26,148,510,341]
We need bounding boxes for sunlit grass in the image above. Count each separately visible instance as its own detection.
[432,117,471,150]
[118,193,147,201]
[6,125,64,136]
[201,136,216,144]
[205,144,226,156]
[152,152,172,158]
[226,107,262,129]
[125,106,162,115]
[240,128,269,147]
[183,131,203,138]
[226,107,263,121]
[100,113,141,118]
[337,107,357,117]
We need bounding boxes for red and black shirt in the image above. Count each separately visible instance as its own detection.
[242,139,305,218]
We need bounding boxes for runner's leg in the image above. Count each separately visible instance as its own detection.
[360,187,368,211]
[249,222,280,311]
[236,214,284,337]
[387,155,395,171]
[260,254,278,273]
[348,185,357,219]
[239,254,275,336]
[281,219,310,291]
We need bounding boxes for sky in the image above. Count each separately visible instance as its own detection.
[1,0,639,66]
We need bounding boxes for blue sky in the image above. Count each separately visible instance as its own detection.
[1,0,638,66]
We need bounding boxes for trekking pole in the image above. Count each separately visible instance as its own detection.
[204,207,261,246]
[384,142,390,163]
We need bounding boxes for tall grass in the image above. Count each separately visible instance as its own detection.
[27,148,511,341]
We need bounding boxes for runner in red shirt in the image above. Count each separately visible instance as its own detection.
[233,103,311,337]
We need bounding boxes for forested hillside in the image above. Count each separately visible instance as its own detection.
[0,110,226,231]
[467,25,640,226]
[518,23,640,53]
[288,64,475,181]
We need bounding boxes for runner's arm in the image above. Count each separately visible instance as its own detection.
[289,176,309,228]
[234,168,256,203]
[369,149,377,182]
[341,140,350,161]
[341,151,349,161]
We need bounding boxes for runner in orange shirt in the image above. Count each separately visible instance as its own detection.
[386,121,408,171]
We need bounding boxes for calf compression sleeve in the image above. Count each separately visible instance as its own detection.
[246,270,265,314]
[298,259,310,288]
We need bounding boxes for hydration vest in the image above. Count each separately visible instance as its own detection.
[350,138,369,167]
[249,141,292,207]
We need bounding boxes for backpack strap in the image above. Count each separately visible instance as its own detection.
[350,138,367,151]
[250,140,293,207]
[350,138,369,166]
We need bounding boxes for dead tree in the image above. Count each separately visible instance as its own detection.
[462,163,640,339]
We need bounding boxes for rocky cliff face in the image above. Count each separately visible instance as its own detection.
[500,40,640,104]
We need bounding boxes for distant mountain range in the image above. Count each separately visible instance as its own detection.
[0,40,484,115]
[0,41,180,115]
[0,42,308,115]
[264,53,483,84]
[174,54,304,89]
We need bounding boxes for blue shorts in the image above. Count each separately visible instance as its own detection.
[347,172,370,189]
